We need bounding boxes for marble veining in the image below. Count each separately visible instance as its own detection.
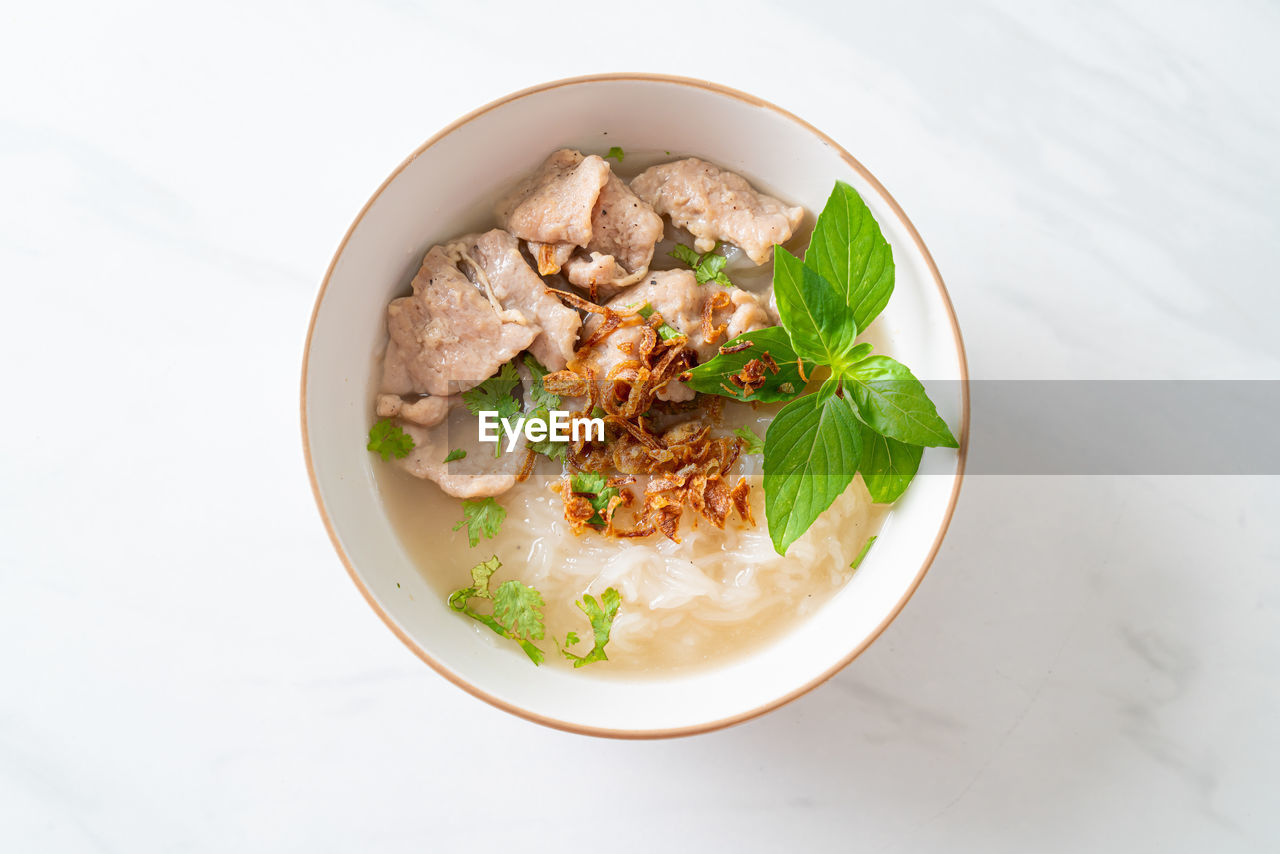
[1,0,1276,851]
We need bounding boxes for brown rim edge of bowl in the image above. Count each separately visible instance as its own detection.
[300,72,970,740]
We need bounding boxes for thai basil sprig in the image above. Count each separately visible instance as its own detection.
[685,182,958,554]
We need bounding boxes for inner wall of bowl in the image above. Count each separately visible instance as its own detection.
[306,77,963,733]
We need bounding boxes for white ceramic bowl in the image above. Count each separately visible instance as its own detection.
[302,74,968,738]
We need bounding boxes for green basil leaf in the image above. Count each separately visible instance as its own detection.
[773,246,858,367]
[844,342,873,366]
[858,421,923,503]
[843,355,958,448]
[806,181,895,333]
[764,391,862,555]
[683,326,811,402]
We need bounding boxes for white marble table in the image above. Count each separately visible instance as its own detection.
[2,1,1276,850]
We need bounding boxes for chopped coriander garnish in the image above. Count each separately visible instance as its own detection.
[367,419,414,461]
[463,361,520,421]
[562,587,622,667]
[448,557,545,664]
[670,242,733,287]
[669,243,700,267]
[520,356,567,462]
[453,497,506,547]
[733,426,765,455]
[463,361,521,457]
[524,353,561,410]
[604,146,624,162]
[635,303,684,342]
[443,448,466,463]
[493,580,546,641]
[851,535,877,571]
[570,471,620,526]
[525,406,567,462]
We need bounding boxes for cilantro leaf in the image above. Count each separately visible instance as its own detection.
[467,556,501,594]
[524,354,561,411]
[452,497,506,547]
[635,303,684,342]
[443,448,466,463]
[605,146,624,162]
[515,639,545,665]
[561,587,622,667]
[448,557,545,665]
[462,361,521,420]
[463,361,522,457]
[572,470,607,494]
[570,471,619,526]
[670,242,733,287]
[447,555,501,606]
[525,407,567,462]
[733,426,765,454]
[670,243,702,268]
[367,418,415,461]
[564,631,580,647]
[697,252,731,287]
[492,580,546,642]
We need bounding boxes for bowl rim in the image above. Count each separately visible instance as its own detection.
[300,72,970,739]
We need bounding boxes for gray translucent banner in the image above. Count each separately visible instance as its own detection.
[959,380,1280,475]
[428,381,1280,476]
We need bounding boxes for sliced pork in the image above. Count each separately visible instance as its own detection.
[375,393,453,427]
[497,149,610,260]
[379,246,537,397]
[631,158,804,265]
[529,241,575,278]
[562,172,664,297]
[392,398,521,499]
[450,229,581,371]
[498,149,663,294]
